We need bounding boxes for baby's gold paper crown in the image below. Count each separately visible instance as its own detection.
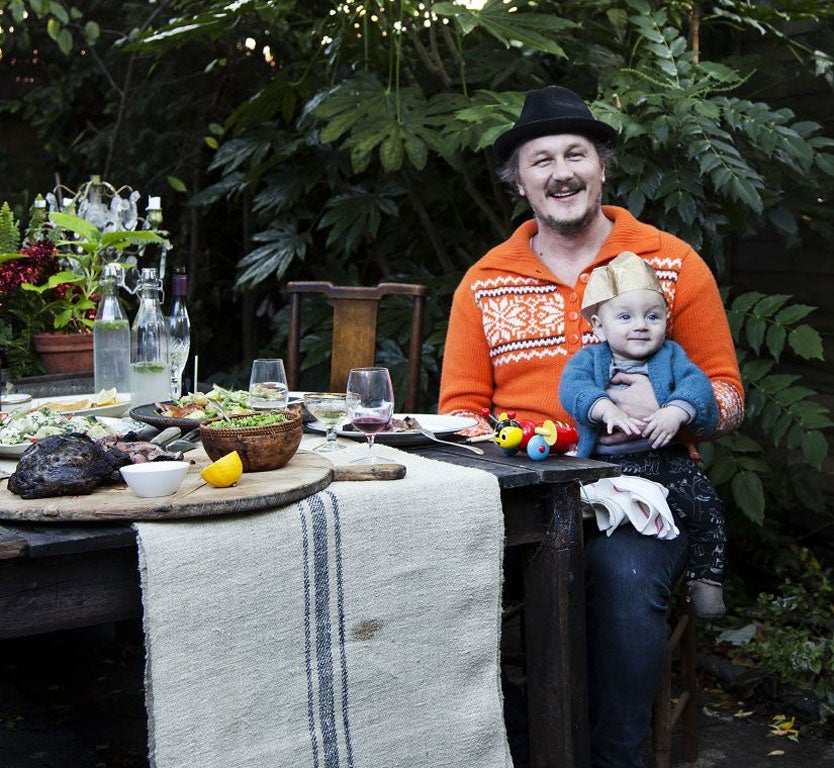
[581,251,664,320]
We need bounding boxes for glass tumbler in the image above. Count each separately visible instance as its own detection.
[248,358,289,410]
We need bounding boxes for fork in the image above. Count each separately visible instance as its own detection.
[419,429,485,455]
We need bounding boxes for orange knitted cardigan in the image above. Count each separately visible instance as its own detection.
[439,206,744,435]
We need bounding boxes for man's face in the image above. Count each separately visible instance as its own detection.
[515,134,605,237]
[590,289,667,362]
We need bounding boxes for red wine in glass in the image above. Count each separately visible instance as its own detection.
[346,367,394,463]
[350,416,390,434]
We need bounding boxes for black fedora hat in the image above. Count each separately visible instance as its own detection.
[494,85,618,164]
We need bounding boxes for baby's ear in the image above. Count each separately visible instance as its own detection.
[590,315,606,341]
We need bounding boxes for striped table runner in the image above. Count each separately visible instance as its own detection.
[135,446,511,768]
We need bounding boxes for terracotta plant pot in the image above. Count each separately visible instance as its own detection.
[33,332,94,375]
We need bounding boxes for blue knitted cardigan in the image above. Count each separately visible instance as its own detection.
[559,339,718,458]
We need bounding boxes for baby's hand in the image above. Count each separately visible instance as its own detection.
[642,405,689,448]
[591,399,644,438]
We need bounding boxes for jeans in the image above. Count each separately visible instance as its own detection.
[585,522,689,768]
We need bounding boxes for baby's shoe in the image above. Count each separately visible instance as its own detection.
[688,579,726,620]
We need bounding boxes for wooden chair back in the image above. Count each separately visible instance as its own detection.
[286,281,428,412]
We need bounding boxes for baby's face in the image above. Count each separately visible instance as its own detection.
[591,289,667,361]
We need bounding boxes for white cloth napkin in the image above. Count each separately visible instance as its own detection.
[581,476,680,540]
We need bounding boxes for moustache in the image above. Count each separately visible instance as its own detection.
[546,180,585,196]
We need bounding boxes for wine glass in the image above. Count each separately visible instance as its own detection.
[166,314,190,400]
[249,358,289,410]
[345,367,394,463]
[303,392,349,452]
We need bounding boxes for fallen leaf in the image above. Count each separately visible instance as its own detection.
[716,623,758,645]
[734,710,754,718]
[768,749,785,756]
[768,714,799,739]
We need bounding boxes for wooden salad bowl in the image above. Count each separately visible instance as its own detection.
[199,410,303,472]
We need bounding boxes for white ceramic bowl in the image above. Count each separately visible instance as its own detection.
[2,393,33,415]
[120,461,190,498]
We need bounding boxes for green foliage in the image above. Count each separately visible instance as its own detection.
[0,315,42,378]
[727,546,834,720]
[20,269,97,331]
[19,211,165,332]
[434,0,575,57]
[701,291,832,524]
[0,202,21,254]
[585,0,834,271]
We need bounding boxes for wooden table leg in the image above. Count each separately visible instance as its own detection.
[522,482,589,768]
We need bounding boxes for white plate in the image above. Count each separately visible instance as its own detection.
[308,413,478,446]
[0,416,140,458]
[31,393,132,418]
[0,442,33,458]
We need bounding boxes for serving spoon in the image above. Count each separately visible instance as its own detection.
[211,401,233,423]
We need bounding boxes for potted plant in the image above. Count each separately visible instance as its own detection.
[21,211,167,374]
[0,200,62,377]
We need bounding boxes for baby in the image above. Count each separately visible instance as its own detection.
[560,251,727,619]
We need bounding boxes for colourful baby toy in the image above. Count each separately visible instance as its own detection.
[481,409,578,461]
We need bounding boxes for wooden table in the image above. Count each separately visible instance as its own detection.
[0,442,617,768]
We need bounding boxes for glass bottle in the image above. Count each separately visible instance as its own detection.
[94,263,131,395]
[167,268,191,399]
[130,267,170,405]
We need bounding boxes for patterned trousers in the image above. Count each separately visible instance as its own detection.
[593,444,726,583]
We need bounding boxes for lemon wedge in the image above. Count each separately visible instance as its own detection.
[200,451,243,488]
[93,387,118,406]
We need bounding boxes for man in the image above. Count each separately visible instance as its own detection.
[439,85,743,768]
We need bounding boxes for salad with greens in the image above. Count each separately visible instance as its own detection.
[0,407,122,446]
[155,384,254,421]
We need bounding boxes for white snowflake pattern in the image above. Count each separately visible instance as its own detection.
[480,290,565,348]
[482,294,532,344]
[527,295,564,337]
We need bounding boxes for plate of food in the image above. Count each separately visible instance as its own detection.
[0,410,131,458]
[30,390,132,418]
[307,413,478,446]
[130,384,301,429]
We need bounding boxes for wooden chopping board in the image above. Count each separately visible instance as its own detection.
[0,448,404,523]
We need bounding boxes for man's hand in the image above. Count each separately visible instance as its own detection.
[590,399,644,439]
[606,372,660,418]
[642,405,689,449]
[596,373,659,446]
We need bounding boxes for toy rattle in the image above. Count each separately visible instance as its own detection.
[481,409,578,461]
